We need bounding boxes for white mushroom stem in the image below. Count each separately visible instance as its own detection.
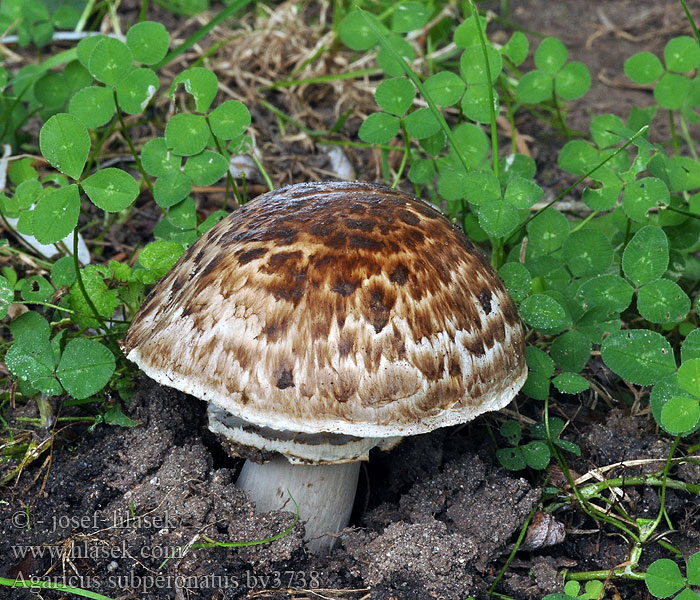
[236,456,361,553]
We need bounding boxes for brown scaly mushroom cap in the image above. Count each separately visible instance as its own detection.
[122,181,527,463]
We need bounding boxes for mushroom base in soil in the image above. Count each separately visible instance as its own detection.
[121,181,527,554]
[207,404,400,552]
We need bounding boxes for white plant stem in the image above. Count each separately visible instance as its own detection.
[236,456,360,553]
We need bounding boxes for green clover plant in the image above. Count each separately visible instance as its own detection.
[0,17,252,430]
[338,0,700,593]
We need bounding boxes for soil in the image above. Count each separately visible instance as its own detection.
[3,1,700,599]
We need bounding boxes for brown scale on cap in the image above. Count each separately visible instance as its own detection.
[122,181,527,438]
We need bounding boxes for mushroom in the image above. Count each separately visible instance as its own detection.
[121,181,527,552]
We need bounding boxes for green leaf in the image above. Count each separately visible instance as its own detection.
[654,73,690,110]
[452,122,489,164]
[453,15,487,49]
[19,276,53,303]
[531,417,566,439]
[0,276,14,318]
[138,240,184,281]
[5,330,56,387]
[103,404,140,427]
[8,158,38,186]
[501,153,536,183]
[553,372,590,394]
[521,440,551,469]
[171,67,218,113]
[76,34,108,69]
[622,177,669,223]
[527,345,556,377]
[582,179,623,212]
[650,373,696,433]
[35,72,69,109]
[504,176,543,209]
[496,447,526,471]
[391,1,429,33]
[115,67,159,114]
[522,370,550,400]
[163,197,196,230]
[423,71,465,107]
[199,211,228,235]
[339,11,380,51]
[460,44,502,84]
[665,36,700,73]
[678,358,700,397]
[57,338,115,399]
[579,275,634,313]
[500,420,522,445]
[404,107,441,139]
[498,262,532,302]
[9,312,51,340]
[558,140,598,175]
[637,279,690,324]
[377,34,415,76]
[460,83,498,124]
[517,69,553,104]
[375,77,415,115]
[463,170,501,205]
[555,61,591,100]
[184,150,229,186]
[165,113,209,156]
[502,31,529,66]
[683,329,700,363]
[527,207,569,253]
[522,347,553,400]
[551,330,591,373]
[576,307,622,344]
[69,265,119,328]
[109,260,131,282]
[154,171,192,208]
[64,59,92,92]
[141,137,181,177]
[590,114,625,149]
[563,229,613,278]
[663,396,700,434]
[82,168,139,212]
[208,100,251,139]
[601,329,676,386]
[359,112,400,144]
[408,158,435,184]
[51,255,76,288]
[40,113,90,180]
[674,588,700,600]
[535,37,567,75]
[32,184,81,244]
[68,85,116,128]
[687,552,700,586]
[622,226,669,286]
[625,51,664,84]
[126,21,170,66]
[650,153,693,193]
[88,37,134,86]
[520,294,570,333]
[477,199,522,239]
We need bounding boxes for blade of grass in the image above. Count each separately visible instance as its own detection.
[465,0,499,178]
[0,576,115,600]
[263,68,382,91]
[679,0,700,45]
[522,125,649,229]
